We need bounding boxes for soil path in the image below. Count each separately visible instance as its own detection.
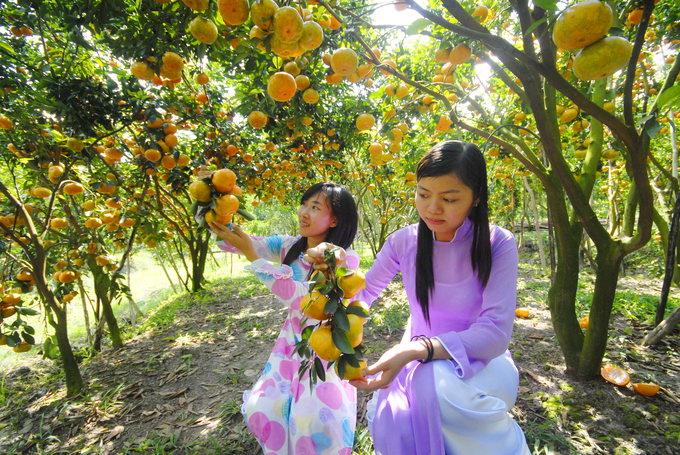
[1,268,679,454]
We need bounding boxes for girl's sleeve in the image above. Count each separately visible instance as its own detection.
[245,259,310,310]
[354,232,402,307]
[434,232,518,379]
[345,248,361,270]
[215,234,288,264]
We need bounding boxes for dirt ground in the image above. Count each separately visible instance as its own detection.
[1,265,679,454]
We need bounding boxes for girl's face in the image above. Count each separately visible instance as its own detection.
[415,174,478,242]
[298,192,338,242]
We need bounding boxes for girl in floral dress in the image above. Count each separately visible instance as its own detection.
[209,182,360,455]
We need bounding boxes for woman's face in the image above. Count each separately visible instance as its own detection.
[415,174,478,242]
[298,192,338,241]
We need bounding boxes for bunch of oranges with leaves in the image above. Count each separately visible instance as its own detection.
[294,245,369,385]
[188,167,254,226]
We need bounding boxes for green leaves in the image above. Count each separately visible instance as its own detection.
[331,325,354,354]
[533,0,559,11]
[658,85,680,112]
[406,18,431,35]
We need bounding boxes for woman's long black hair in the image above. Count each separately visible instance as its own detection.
[415,141,492,324]
[282,182,358,266]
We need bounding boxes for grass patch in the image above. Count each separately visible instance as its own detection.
[575,288,679,323]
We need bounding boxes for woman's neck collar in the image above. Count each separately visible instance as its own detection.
[432,218,472,243]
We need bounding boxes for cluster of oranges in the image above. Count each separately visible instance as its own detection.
[300,263,369,380]
[552,0,632,81]
[0,275,35,352]
[188,167,243,225]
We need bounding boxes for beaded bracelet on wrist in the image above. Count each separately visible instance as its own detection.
[410,335,434,364]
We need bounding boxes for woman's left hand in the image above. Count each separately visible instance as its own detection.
[303,243,347,270]
[349,343,416,392]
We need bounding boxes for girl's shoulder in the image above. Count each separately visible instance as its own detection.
[385,224,419,256]
[489,224,518,254]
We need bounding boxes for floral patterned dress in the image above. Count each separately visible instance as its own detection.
[216,235,361,455]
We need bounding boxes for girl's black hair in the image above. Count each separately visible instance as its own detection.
[282,182,358,266]
[415,141,492,324]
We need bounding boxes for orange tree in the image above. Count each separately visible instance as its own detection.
[4,0,680,388]
[0,0,162,394]
[325,0,678,378]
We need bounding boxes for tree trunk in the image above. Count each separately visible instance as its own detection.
[579,242,624,377]
[642,305,680,345]
[91,265,123,349]
[544,179,585,374]
[50,304,83,395]
[191,230,211,292]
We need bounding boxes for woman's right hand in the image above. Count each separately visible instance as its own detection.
[304,243,347,270]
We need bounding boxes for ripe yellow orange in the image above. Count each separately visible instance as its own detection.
[162,52,184,71]
[339,270,365,299]
[628,8,643,25]
[248,110,269,129]
[601,366,630,386]
[66,137,84,152]
[268,72,297,102]
[32,187,51,198]
[356,113,375,131]
[299,21,324,50]
[302,291,331,320]
[251,0,279,31]
[552,0,612,50]
[189,16,218,44]
[189,181,212,202]
[130,62,155,81]
[270,36,299,57]
[273,6,303,43]
[164,133,178,148]
[177,154,191,166]
[515,308,530,318]
[50,218,69,229]
[212,169,237,193]
[309,324,341,361]
[84,217,103,229]
[145,148,161,162]
[573,37,633,81]
[13,342,32,353]
[631,382,659,397]
[63,182,84,195]
[96,255,110,266]
[329,15,341,30]
[434,47,451,63]
[472,5,489,22]
[182,0,209,11]
[331,47,358,76]
[449,43,471,65]
[2,293,21,306]
[335,359,366,380]
[295,75,310,90]
[579,317,589,329]
[196,74,210,85]
[346,314,364,347]
[302,88,319,104]
[283,61,301,76]
[0,115,14,130]
[560,108,578,123]
[218,0,250,25]
[215,194,240,216]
